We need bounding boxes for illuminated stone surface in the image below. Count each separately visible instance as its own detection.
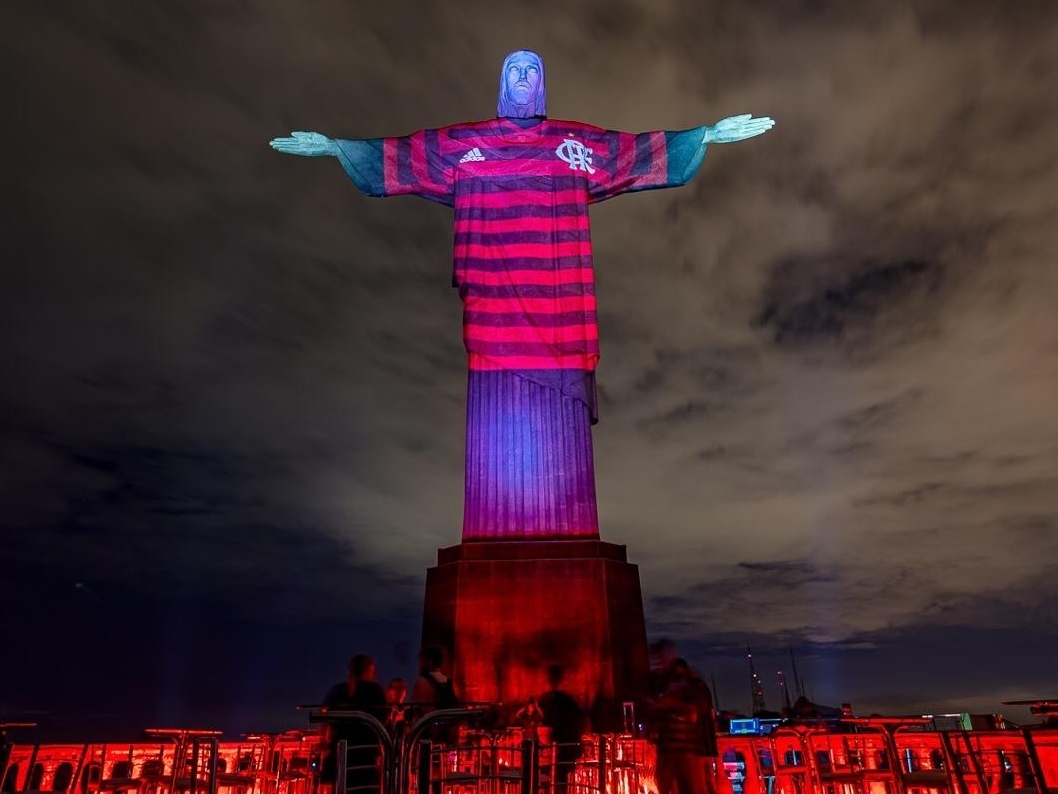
[421,539,648,728]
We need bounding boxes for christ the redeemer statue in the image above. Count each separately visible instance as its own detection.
[271,50,773,542]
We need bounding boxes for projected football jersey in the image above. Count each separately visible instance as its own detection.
[334,117,708,540]
[336,118,706,378]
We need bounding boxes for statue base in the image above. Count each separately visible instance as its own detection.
[420,539,649,730]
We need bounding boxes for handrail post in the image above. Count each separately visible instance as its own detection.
[396,708,485,794]
[938,731,969,794]
[205,738,219,794]
[596,736,606,794]
[878,726,907,794]
[335,740,347,794]
[417,740,433,794]
[308,711,392,794]
[1019,727,1047,794]
[189,739,200,794]
[521,740,538,794]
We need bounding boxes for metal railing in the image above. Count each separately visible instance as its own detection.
[4,719,1058,794]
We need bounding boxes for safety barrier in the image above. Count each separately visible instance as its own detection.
[3,718,1057,794]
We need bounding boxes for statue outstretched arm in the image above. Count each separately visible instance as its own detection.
[664,114,773,186]
[269,130,385,197]
[588,115,774,201]
[270,128,453,204]
[702,114,775,145]
[269,131,340,156]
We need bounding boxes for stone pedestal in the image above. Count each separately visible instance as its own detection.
[420,539,649,729]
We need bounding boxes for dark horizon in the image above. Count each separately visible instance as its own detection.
[5,565,1054,742]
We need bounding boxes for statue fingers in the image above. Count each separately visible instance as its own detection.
[713,114,746,129]
[270,140,314,154]
[721,114,753,127]
[713,127,770,143]
[731,116,774,134]
[737,120,774,136]
[738,128,771,140]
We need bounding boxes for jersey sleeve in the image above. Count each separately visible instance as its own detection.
[588,126,709,203]
[334,128,455,207]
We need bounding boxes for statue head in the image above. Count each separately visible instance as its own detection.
[497,50,546,118]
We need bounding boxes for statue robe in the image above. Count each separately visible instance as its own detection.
[335,118,708,540]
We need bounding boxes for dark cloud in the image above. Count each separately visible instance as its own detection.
[758,259,943,350]
[853,481,947,507]
[736,560,839,587]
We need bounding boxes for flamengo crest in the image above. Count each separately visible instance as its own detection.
[555,139,596,174]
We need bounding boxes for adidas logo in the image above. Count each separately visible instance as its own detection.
[459,147,486,163]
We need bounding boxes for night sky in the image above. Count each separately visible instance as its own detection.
[3,1,1057,739]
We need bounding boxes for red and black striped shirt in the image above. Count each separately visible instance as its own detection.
[335,117,707,373]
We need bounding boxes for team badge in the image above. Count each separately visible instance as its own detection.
[555,139,596,174]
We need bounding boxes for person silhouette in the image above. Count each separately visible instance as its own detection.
[514,695,545,743]
[385,677,408,736]
[319,654,388,794]
[539,664,585,794]
[646,654,718,794]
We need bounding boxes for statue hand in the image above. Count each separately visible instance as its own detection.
[703,114,775,144]
[269,131,339,156]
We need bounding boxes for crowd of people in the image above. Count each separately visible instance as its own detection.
[316,648,457,792]
[317,640,718,794]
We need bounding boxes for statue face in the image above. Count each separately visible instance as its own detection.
[505,52,542,108]
[497,49,546,118]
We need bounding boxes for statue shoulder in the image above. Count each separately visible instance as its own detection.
[446,118,500,136]
[546,119,609,141]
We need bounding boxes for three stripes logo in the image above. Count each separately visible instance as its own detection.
[459,147,486,164]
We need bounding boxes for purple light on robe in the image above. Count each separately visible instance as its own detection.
[464,370,598,540]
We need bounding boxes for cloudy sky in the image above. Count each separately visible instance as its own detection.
[3,0,1057,738]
